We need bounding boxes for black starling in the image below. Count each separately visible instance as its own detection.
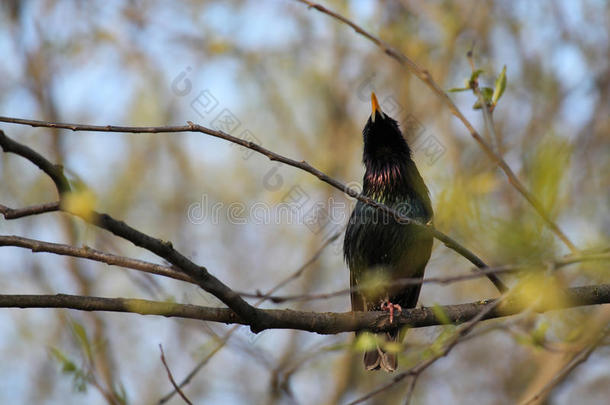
[344,92,433,372]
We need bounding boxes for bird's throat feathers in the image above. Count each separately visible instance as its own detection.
[360,108,431,210]
[363,158,412,200]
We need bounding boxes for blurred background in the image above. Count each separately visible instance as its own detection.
[0,0,608,404]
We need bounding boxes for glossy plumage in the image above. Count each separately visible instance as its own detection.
[344,93,433,372]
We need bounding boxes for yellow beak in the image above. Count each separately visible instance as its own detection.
[371,92,384,122]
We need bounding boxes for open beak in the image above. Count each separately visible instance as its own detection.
[371,92,385,122]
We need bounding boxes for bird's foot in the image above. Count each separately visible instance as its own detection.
[381,302,402,324]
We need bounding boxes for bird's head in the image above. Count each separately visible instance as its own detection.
[363,92,411,163]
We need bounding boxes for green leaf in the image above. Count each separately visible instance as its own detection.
[71,321,93,363]
[49,347,68,363]
[470,69,485,83]
[472,87,494,110]
[448,87,470,93]
[431,303,452,325]
[353,332,377,352]
[481,87,494,99]
[49,346,90,394]
[492,65,507,106]
[49,347,78,373]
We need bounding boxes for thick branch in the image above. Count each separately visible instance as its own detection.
[0,284,607,334]
[295,0,578,254]
[0,119,507,292]
[0,130,263,329]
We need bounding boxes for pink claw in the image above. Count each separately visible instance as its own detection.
[381,302,402,323]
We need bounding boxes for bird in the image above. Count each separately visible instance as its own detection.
[344,92,433,372]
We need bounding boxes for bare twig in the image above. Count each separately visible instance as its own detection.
[3,234,607,306]
[159,345,193,405]
[0,129,263,330]
[348,297,506,405]
[237,267,517,303]
[0,284,608,334]
[236,250,610,303]
[0,118,507,292]
[294,0,578,254]
[159,230,342,403]
[158,338,227,404]
[521,328,609,405]
[255,228,344,301]
[0,201,60,219]
[0,235,194,283]
[403,374,419,405]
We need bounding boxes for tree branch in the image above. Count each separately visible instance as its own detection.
[522,341,602,405]
[0,129,264,330]
[0,130,70,193]
[294,0,578,254]
[0,201,60,219]
[0,118,508,292]
[159,345,193,405]
[3,234,607,305]
[348,297,506,405]
[0,235,194,283]
[158,230,342,404]
[0,284,607,334]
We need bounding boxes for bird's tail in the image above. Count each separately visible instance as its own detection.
[362,331,398,372]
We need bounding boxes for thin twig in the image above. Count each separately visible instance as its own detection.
[0,201,60,219]
[3,234,606,306]
[0,118,507,292]
[236,267,518,303]
[159,230,341,403]
[0,235,194,283]
[159,345,193,405]
[255,228,343,301]
[348,297,506,405]
[294,0,578,254]
[403,374,419,405]
[0,129,264,330]
[235,251,610,303]
[521,329,609,405]
[158,338,228,404]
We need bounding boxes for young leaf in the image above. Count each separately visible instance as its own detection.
[492,65,507,106]
[472,87,494,110]
[470,69,485,83]
[353,332,377,352]
[71,321,93,364]
[49,347,77,373]
[448,87,470,93]
[61,188,97,222]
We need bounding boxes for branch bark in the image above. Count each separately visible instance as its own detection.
[0,201,60,219]
[0,235,193,283]
[0,284,607,334]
